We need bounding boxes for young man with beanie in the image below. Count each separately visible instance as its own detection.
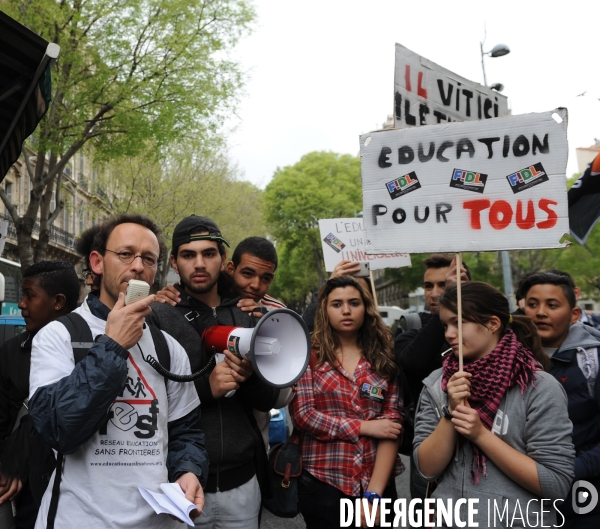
[147,215,279,529]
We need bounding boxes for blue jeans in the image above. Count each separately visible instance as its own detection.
[298,470,397,529]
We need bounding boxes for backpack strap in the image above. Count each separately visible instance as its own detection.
[147,324,171,375]
[47,313,93,528]
[57,313,93,364]
[46,316,170,528]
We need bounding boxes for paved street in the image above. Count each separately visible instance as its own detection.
[260,457,412,528]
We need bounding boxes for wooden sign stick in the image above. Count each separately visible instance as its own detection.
[369,271,379,308]
[456,253,464,372]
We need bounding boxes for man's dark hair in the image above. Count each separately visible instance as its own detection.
[423,253,471,280]
[93,213,166,257]
[519,272,577,308]
[23,260,80,311]
[423,253,452,269]
[75,225,102,268]
[546,269,576,289]
[231,237,278,270]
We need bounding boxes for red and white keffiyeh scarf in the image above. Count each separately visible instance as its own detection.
[441,329,539,482]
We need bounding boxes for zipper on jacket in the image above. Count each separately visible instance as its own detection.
[212,307,217,318]
[216,398,224,492]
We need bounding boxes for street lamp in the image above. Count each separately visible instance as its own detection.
[480,38,514,310]
[480,42,510,87]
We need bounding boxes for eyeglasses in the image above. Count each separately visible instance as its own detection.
[82,268,92,279]
[105,249,159,268]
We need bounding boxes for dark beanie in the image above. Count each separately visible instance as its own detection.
[171,215,230,255]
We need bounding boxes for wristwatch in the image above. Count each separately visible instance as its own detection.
[363,491,382,504]
[94,334,111,344]
[442,405,453,420]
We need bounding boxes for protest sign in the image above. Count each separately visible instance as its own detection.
[318,218,411,272]
[361,109,569,254]
[394,43,509,129]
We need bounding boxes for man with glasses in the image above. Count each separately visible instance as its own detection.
[28,214,208,529]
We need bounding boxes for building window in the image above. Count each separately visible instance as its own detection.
[5,182,13,204]
[62,199,70,231]
[79,201,85,234]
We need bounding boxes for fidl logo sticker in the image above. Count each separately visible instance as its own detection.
[385,171,421,200]
[506,162,549,194]
[449,169,488,194]
[323,233,346,253]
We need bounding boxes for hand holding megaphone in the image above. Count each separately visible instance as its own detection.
[203,308,310,398]
[209,350,253,399]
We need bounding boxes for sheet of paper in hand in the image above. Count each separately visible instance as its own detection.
[139,482,198,526]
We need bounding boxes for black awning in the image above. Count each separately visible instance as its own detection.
[0,11,59,180]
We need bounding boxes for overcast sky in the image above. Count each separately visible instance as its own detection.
[226,0,600,188]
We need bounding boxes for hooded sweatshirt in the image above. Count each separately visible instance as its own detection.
[414,368,574,527]
[147,283,279,494]
[550,322,600,520]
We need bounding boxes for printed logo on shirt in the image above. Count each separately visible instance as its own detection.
[360,382,385,401]
[103,356,160,440]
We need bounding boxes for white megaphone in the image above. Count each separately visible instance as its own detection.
[202,308,310,393]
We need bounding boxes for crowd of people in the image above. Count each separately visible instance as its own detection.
[0,212,598,529]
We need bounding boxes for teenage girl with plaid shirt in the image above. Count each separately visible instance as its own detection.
[414,282,575,527]
[290,276,404,529]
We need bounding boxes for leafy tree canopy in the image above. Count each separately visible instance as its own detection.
[264,151,361,306]
[2,0,255,267]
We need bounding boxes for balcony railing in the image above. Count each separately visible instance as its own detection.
[0,212,76,248]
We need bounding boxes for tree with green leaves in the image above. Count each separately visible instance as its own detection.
[102,138,266,286]
[264,151,362,306]
[1,0,254,268]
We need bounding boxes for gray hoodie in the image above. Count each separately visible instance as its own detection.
[413,368,575,527]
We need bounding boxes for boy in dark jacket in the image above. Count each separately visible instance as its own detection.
[0,261,79,528]
[523,272,600,528]
[147,215,279,529]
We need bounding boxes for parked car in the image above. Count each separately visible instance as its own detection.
[0,315,26,347]
[378,305,407,327]
[268,408,288,446]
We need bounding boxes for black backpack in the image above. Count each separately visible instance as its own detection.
[45,313,171,529]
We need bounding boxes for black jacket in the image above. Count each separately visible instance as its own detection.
[147,284,279,494]
[550,323,600,521]
[394,312,449,414]
[0,332,55,528]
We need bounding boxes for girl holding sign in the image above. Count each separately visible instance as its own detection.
[290,276,404,528]
[414,282,574,527]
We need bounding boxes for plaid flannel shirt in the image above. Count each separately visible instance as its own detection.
[290,357,404,496]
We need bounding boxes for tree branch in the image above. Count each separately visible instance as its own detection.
[0,188,21,223]
[22,148,35,184]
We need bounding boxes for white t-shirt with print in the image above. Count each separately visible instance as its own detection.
[29,303,200,529]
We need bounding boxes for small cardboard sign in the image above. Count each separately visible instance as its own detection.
[361,109,569,254]
[318,218,411,272]
[394,43,509,129]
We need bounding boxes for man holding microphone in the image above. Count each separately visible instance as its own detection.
[28,214,207,529]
